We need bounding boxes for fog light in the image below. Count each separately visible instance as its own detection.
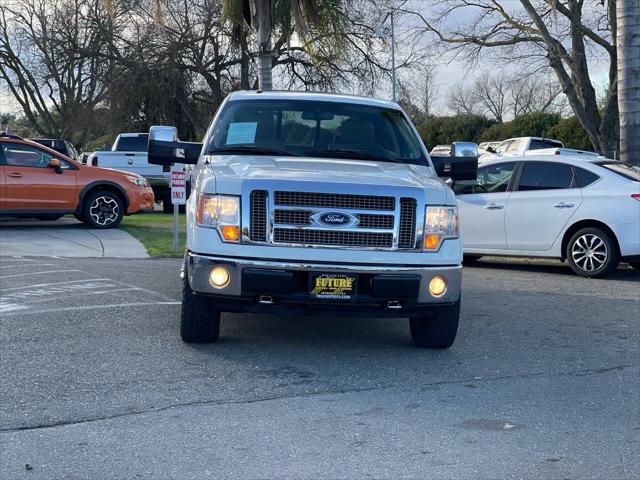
[209,266,230,289]
[429,276,447,297]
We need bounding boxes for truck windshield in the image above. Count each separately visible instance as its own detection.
[207,100,427,165]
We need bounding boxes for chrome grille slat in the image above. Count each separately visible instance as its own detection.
[398,198,417,249]
[273,229,393,248]
[358,214,394,230]
[249,190,268,241]
[274,191,395,211]
[274,210,394,230]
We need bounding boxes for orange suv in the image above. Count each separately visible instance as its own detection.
[0,133,154,228]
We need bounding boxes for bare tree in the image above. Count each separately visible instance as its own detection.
[447,82,478,115]
[403,0,619,156]
[0,0,119,143]
[472,71,508,123]
[509,75,565,117]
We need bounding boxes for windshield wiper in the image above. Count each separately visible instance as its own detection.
[304,148,400,163]
[209,145,297,156]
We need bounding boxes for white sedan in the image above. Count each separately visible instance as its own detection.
[454,155,640,278]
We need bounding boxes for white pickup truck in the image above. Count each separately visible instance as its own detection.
[87,133,177,212]
[147,91,479,348]
[480,136,599,162]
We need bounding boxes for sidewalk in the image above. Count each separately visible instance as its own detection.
[0,217,148,258]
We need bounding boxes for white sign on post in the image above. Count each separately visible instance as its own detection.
[171,170,186,205]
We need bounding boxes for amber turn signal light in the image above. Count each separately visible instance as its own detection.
[221,225,240,242]
[424,234,440,250]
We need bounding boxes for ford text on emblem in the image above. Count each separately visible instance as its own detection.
[312,211,359,228]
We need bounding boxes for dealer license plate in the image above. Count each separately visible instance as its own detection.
[309,273,357,301]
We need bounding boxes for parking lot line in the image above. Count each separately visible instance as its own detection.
[0,269,82,279]
[0,301,181,317]
[0,278,113,292]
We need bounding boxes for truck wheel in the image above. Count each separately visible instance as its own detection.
[181,276,220,343]
[566,227,619,278]
[82,190,124,229]
[409,299,460,349]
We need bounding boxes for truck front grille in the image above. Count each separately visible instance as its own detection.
[247,190,418,250]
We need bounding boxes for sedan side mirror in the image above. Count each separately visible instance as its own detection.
[431,141,478,182]
[148,125,202,166]
[48,158,63,174]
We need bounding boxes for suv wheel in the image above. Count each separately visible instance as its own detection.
[566,227,619,278]
[409,299,460,349]
[181,276,220,343]
[82,190,124,229]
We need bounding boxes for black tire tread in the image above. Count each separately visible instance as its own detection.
[181,276,220,343]
[409,299,460,349]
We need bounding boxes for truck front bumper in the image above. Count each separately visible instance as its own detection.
[186,252,461,317]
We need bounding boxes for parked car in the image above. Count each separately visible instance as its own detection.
[478,141,500,156]
[430,144,451,156]
[87,132,182,213]
[0,132,154,228]
[479,136,600,163]
[454,155,640,277]
[29,138,80,162]
[146,90,479,348]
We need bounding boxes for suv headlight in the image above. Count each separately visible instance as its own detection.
[423,206,458,251]
[126,175,148,187]
[197,194,240,242]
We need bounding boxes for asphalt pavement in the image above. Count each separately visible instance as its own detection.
[0,256,638,479]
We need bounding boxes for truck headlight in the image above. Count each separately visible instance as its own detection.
[423,206,458,251]
[197,194,240,242]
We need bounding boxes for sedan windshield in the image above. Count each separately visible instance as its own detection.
[206,99,427,166]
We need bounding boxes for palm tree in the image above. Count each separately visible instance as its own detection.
[223,0,346,90]
[617,0,640,164]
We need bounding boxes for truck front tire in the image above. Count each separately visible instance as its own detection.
[181,276,220,343]
[409,299,460,349]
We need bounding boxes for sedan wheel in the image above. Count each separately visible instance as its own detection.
[567,227,618,278]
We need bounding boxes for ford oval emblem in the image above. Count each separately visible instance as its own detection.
[312,211,359,228]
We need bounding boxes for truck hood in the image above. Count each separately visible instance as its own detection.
[200,155,451,202]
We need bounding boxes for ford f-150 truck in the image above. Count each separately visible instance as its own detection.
[147,91,478,348]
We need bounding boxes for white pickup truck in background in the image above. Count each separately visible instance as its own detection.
[480,136,600,162]
[87,133,180,212]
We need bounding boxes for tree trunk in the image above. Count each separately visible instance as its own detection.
[239,28,251,90]
[617,0,640,164]
[254,0,273,90]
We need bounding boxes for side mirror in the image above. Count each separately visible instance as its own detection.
[48,158,63,174]
[148,125,202,166]
[431,141,478,182]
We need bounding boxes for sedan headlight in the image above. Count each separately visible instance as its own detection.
[423,206,458,251]
[197,194,240,242]
[126,175,148,187]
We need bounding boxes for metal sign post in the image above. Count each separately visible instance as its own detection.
[170,169,187,253]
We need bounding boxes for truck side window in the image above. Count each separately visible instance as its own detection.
[518,162,574,191]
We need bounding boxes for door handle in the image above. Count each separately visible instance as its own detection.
[554,202,575,209]
[125,153,135,156]
[484,203,504,210]
[7,172,23,178]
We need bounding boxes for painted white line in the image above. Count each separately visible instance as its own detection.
[0,278,111,292]
[0,263,56,270]
[109,280,180,303]
[0,302,180,317]
[0,269,81,279]
[0,301,29,313]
